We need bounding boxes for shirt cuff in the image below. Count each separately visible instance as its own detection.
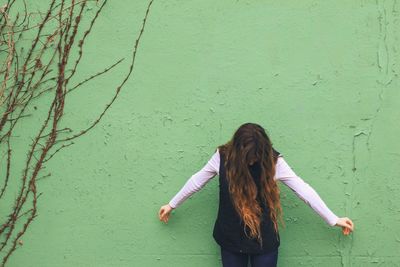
[327,214,339,227]
[168,200,177,209]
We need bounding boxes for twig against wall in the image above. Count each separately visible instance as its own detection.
[0,0,154,265]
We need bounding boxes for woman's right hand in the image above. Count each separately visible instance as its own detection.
[158,204,173,224]
[335,217,354,235]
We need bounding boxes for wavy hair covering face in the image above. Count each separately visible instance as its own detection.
[218,123,283,247]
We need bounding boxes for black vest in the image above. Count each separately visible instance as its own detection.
[212,148,281,254]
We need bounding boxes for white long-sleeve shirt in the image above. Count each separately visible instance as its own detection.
[168,149,339,226]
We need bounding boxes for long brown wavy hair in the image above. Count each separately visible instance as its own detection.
[217,123,284,246]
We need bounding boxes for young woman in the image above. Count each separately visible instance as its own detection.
[158,123,354,267]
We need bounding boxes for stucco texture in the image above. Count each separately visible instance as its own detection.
[4,0,400,266]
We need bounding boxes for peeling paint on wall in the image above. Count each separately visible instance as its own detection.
[6,0,400,266]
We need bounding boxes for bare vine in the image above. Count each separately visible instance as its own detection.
[0,0,154,265]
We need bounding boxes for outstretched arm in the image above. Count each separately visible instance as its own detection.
[168,149,220,208]
[275,156,340,226]
[159,149,220,223]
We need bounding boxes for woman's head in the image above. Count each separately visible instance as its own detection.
[218,122,283,246]
[231,123,273,166]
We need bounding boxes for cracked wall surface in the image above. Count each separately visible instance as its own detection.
[5,0,400,266]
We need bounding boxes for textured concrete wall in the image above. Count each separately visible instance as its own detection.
[5,0,400,266]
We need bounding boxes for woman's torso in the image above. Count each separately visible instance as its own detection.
[212,148,281,254]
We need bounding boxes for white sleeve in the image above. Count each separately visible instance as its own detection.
[275,156,339,226]
[168,149,220,209]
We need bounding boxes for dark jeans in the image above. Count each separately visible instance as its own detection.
[220,247,278,267]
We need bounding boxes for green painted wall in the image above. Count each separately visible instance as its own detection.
[4,0,400,266]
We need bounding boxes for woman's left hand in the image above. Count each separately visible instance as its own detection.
[335,217,354,235]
